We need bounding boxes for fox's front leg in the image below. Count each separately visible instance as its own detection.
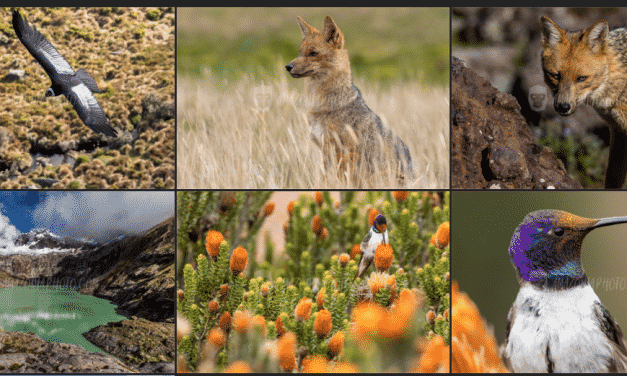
[601,106,627,189]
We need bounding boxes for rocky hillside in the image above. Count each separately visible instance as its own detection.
[0,216,175,373]
[451,57,581,189]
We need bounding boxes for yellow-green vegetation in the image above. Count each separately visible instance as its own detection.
[176,191,450,372]
[178,8,449,86]
[0,7,174,189]
[177,8,449,189]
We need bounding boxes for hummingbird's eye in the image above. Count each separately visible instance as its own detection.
[553,227,564,236]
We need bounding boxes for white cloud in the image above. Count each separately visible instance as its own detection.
[0,210,20,252]
[32,192,174,242]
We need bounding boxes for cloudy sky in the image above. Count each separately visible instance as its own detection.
[0,192,174,247]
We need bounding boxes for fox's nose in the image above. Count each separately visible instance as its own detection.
[555,102,571,115]
[285,64,293,72]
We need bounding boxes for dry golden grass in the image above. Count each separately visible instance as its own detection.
[177,62,449,189]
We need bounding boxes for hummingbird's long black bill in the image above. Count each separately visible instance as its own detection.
[593,216,627,229]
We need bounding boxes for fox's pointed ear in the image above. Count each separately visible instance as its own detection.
[323,16,344,49]
[585,20,609,53]
[296,16,317,39]
[541,16,565,47]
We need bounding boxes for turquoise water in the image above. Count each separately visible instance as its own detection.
[0,286,126,354]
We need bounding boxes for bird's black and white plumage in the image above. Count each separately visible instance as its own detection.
[12,10,117,137]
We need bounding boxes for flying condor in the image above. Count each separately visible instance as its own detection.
[12,10,118,137]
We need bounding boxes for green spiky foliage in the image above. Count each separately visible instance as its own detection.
[177,191,450,372]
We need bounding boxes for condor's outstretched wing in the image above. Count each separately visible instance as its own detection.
[12,10,75,78]
[65,80,118,137]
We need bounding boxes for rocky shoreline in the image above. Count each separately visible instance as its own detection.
[0,217,175,373]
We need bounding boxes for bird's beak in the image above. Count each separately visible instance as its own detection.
[593,216,627,229]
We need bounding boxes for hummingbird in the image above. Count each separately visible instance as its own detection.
[355,214,388,280]
[502,209,627,372]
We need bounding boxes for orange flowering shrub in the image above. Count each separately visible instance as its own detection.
[177,191,450,372]
[451,281,509,372]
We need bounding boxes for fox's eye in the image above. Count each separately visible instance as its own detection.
[576,76,588,83]
[308,51,318,57]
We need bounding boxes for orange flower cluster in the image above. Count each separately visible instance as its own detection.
[278,331,297,372]
[219,311,231,333]
[434,222,450,249]
[350,244,361,260]
[327,330,345,358]
[451,281,509,372]
[374,243,394,271]
[314,191,323,206]
[367,271,396,300]
[205,230,224,259]
[230,246,248,275]
[223,361,252,373]
[311,214,322,235]
[392,191,409,202]
[208,299,219,313]
[208,326,227,348]
[252,315,266,336]
[316,287,326,308]
[233,310,253,333]
[294,297,313,322]
[287,201,295,215]
[263,201,275,217]
[413,334,449,372]
[302,355,328,373]
[276,316,286,337]
[339,253,349,267]
[352,288,420,342]
[314,309,332,338]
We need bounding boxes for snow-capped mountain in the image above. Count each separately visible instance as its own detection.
[5,229,100,255]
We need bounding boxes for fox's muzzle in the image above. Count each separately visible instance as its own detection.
[554,101,573,115]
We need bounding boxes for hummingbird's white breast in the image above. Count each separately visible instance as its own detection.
[505,283,614,372]
[362,230,387,256]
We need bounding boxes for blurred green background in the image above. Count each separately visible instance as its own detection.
[453,191,627,344]
[177,7,449,87]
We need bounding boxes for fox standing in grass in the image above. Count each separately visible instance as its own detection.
[286,16,413,186]
[541,16,627,189]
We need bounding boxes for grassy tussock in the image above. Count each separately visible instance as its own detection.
[177,63,449,189]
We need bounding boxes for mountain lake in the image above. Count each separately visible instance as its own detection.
[0,286,126,354]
